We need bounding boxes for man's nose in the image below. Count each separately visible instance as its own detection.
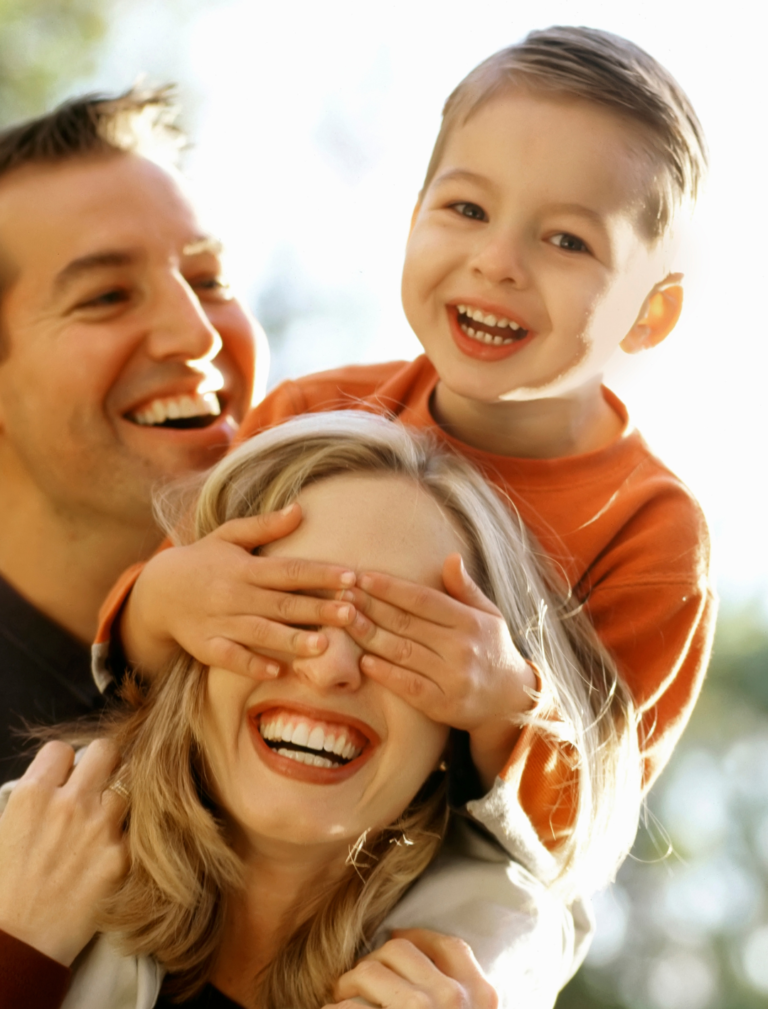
[145,272,223,364]
[291,627,363,693]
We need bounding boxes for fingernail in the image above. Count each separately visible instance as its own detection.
[280,503,297,515]
[337,605,352,622]
[353,611,371,631]
[265,662,281,677]
[361,655,374,671]
[340,571,356,586]
[307,633,324,653]
[359,574,372,591]
[338,589,356,603]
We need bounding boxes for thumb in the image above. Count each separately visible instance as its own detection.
[213,503,303,551]
[442,555,499,615]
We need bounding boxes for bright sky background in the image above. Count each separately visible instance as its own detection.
[89,0,767,606]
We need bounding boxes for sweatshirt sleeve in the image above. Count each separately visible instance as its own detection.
[0,930,70,1009]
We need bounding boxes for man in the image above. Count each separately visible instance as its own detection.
[0,88,261,777]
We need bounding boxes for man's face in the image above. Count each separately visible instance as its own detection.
[0,153,259,526]
[402,90,672,407]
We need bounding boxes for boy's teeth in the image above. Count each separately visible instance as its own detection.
[131,392,221,426]
[456,304,525,346]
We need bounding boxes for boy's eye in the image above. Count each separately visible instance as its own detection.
[450,202,487,222]
[549,233,589,253]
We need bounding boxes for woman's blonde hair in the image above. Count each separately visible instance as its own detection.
[96,411,641,1005]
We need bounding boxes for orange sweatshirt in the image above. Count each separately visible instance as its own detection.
[97,356,716,847]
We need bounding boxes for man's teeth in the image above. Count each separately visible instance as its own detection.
[131,392,221,426]
[456,304,525,346]
[259,714,363,767]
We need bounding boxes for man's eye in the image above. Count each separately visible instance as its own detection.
[549,233,589,253]
[78,289,128,308]
[450,202,487,222]
[191,276,232,299]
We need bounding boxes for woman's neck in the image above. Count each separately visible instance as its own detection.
[211,842,348,1008]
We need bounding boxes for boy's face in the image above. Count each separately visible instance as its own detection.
[402,89,674,405]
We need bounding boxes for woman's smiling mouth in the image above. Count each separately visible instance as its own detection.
[249,704,378,783]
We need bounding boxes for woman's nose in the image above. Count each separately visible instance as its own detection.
[291,626,363,692]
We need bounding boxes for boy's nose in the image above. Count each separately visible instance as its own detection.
[144,272,223,364]
[470,228,529,288]
[291,626,363,693]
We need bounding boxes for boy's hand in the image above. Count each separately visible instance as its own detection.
[345,554,537,790]
[325,928,498,1009]
[0,740,128,966]
[121,503,357,681]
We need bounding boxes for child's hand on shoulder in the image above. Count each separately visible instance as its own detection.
[344,554,538,790]
[121,503,357,681]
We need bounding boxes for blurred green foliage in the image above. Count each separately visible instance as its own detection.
[0,0,109,126]
[557,606,768,1009]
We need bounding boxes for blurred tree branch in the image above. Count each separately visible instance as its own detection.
[0,0,109,125]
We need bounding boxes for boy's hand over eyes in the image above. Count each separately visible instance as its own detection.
[121,503,357,681]
[344,554,538,790]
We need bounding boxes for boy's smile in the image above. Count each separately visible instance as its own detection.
[402,89,678,453]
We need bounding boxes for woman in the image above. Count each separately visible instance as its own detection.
[0,412,641,1009]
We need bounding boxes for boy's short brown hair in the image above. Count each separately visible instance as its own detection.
[422,26,707,240]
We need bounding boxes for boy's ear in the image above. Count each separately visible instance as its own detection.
[620,273,684,354]
[408,201,422,238]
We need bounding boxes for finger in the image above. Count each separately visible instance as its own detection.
[390,929,496,1005]
[19,741,76,788]
[202,637,284,681]
[355,571,461,627]
[212,618,330,660]
[340,939,461,1004]
[66,739,121,794]
[359,654,445,716]
[347,610,442,674]
[347,590,453,647]
[245,554,356,592]
[441,555,503,617]
[230,587,355,630]
[213,505,304,549]
[336,957,432,1006]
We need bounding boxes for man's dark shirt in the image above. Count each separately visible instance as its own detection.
[0,573,103,781]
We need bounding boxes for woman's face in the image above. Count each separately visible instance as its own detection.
[202,471,465,861]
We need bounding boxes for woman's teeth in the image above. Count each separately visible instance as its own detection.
[259,714,363,768]
[456,305,527,346]
[130,392,221,427]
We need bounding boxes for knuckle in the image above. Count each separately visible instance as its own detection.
[247,618,272,647]
[402,673,424,698]
[284,558,305,585]
[392,608,413,635]
[274,592,299,620]
[392,638,414,664]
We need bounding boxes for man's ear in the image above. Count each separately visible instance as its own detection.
[620,272,684,354]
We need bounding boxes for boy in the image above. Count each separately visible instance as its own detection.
[101,26,714,868]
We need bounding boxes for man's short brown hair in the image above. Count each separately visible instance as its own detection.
[0,85,185,359]
[0,84,185,176]
[421,26,707,240]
